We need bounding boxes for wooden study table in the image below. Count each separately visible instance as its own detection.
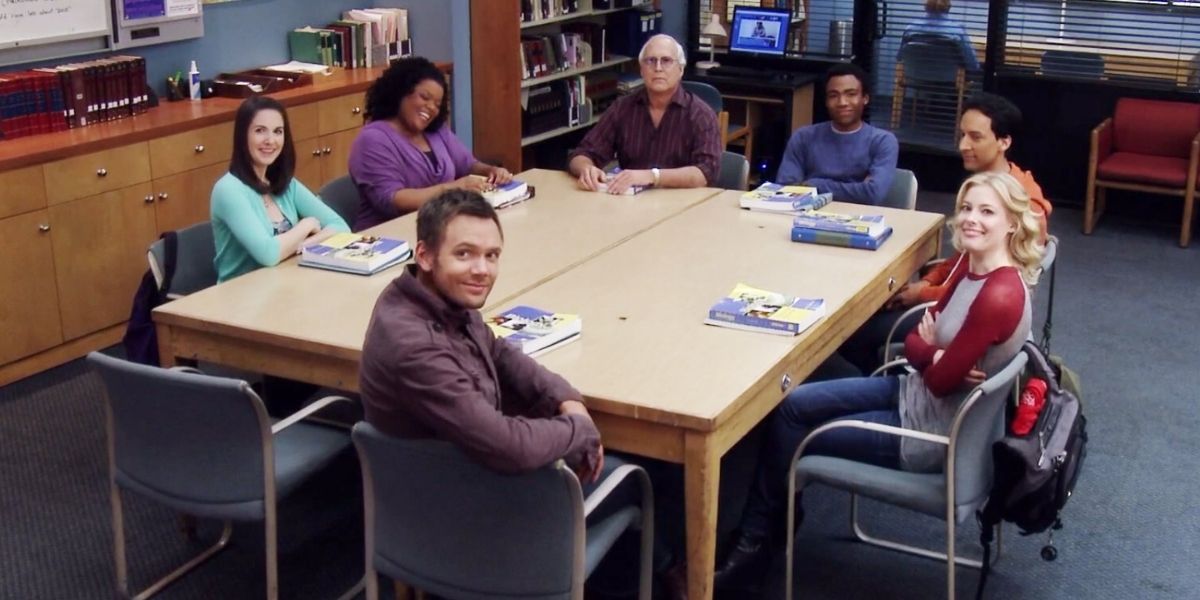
[484,192,943,599]
[152,169,717,389]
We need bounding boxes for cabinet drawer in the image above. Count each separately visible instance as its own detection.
[318,93,366,135]
[148,122,234,179]
[44,143,151,205]
[0,210,64,364]
[289,102,320,142]
[1,165,47,218]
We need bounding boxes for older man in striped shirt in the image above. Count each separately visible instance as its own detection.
[568,34,722,195]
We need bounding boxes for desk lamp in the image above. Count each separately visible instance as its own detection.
[697,14,727,70]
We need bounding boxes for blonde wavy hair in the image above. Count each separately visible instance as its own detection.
[950,172,1045,286]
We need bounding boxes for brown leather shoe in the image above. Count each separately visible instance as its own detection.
[659,560,688,600]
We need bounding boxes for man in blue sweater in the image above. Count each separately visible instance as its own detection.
[775,63,899,205]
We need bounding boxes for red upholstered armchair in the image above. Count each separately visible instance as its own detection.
[1085,98,1200,247]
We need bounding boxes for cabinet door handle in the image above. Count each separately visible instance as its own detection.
[144,195,155,204]
[351,107,361,115]
[194,144,205,153]
[887,277,896,292]
[96,168,108,177]
[158,192,169,201]
[322,147,332,155]
[38,224,51,232]
[312,149,322,157]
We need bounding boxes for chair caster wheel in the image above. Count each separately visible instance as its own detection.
[1041,545,1058,561]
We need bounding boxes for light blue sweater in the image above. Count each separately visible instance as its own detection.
[775,121,899,206]
[210,172,349,282]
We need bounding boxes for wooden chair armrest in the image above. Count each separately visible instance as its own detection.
[1091,117,1113,166]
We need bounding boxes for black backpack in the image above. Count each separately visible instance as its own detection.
[122,232,177,365]
[974,340,1088,599]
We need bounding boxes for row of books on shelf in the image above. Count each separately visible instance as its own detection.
[288,8,410,70]
[522,71,623,136]
[520,29,609,80]
[521,0,581,24]
[0,56,148,141]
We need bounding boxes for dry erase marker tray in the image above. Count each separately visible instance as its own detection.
[211,70,313,98]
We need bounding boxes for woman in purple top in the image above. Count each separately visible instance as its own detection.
[348,57,512,231]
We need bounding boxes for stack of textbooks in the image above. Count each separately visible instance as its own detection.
[483,179,533,209]
[790,211,893,250]
[739,182,831,214]
[488,305,582,356]
[705,283,826,336]
[299,234,411,275]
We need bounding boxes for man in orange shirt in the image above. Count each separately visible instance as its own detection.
[840,93,1052,375]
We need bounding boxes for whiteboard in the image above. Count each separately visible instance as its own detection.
[0,0,111,50]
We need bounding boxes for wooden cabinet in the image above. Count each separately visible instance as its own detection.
[44,143,152,204]
[294,93,367,191]
[49,183,159,340]
[318,92,367,136]
[148,122,234,178]
[0,210,64,365]
[1,165,47,218]
[152,162,227,234]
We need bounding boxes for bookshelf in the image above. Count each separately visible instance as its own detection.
[471,0,652,172]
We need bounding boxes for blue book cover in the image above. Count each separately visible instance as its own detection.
[596,168,649,195]
[705,283,826,336]
[488,305,582,355]
[790,226,894,250]
[791,211,887,236]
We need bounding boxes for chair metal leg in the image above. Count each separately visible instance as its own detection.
[336,577,367,600]
[848,494,986,569]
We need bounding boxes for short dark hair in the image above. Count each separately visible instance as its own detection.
[416,190,503,251]
[364,56,450,132]
[962,93,1022,140]
[824,63,871,96]
[229,96,295,196]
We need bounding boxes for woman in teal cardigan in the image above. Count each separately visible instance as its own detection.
[211,96,349,282]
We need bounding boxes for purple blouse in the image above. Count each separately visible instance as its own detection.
[348,120,477,231]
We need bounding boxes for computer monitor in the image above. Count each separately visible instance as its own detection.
[729,6,790,57]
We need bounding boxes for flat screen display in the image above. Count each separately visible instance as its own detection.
[729,6,790,57]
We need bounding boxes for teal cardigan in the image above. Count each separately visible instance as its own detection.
[210,172,350,282]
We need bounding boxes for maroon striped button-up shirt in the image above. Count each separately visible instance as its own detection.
[570,85,721,185]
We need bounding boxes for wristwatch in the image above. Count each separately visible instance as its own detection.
[651,167,661,187]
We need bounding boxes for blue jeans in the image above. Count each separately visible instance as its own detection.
[740,376,903,538]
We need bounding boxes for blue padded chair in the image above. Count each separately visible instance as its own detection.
[350,423,654,600]
[87,352,353,600]
[683,80,754,163]
[148,221,217,299]
[718,151,750,190]
[319,175,363,230]
[881,168,919,210]
[784,351,1029,600]
[891,34,969,137]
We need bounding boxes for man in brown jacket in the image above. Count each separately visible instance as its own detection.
[359,189,603,480]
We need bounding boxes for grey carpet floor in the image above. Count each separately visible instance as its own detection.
[1,193,1197,599]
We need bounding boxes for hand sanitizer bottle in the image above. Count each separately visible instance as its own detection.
[188,61,201,101]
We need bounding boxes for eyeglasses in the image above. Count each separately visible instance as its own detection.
[640,56,677,70]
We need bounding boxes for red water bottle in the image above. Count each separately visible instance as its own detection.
[1012,377,1047,435]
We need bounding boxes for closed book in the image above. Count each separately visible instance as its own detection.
[790,225,893,250]
[300,233,412,275]
[791,211,888,237]
[289,29,326,65]
[483,179,532,209]
[595,167,649,195]
[488,305,582,356]
[739,182,830,213]
[705,283,826,336]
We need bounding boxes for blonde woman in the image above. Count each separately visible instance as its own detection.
[714,171,1044,591]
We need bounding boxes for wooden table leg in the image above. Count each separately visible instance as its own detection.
[155,323,177,368]
[685,431,721,600]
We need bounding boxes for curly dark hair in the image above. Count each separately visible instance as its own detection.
[228,96,295,196]
[363,56,450,132]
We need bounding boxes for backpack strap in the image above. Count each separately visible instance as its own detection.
[1023,340,1063,397]
[1040,247,1057,354]
[158,231,179,301]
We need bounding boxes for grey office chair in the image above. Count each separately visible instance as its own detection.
[87,352,353,600]
[881,168,919,210]
[718,150,750,190]
[319,175,362,229]
[350,423,654,600]
[148,221,217,299]
[683,80,753,160]
[891,35,969,137]
[785,350,1029,600]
